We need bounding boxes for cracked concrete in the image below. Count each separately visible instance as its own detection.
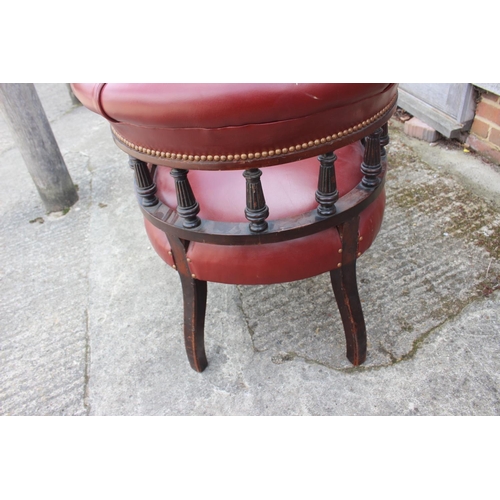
[1,84,499,415]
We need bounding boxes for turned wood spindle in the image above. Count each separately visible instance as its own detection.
[170,168,201,229]
[316,151,339,216]
[380,122,389,159]
[243,168,269,233]
[361,128,382,188]
[129,156,158,207]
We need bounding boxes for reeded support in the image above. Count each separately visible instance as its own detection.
[361,128,382,188]
[243,168,269,233]
[380,122,389,159]
[170,168,201,229]
[330,216,366,366]
[316,152,339,216]
[129,156,159,207]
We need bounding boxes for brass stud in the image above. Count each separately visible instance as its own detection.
[168,251,172,255]
[191,274,196,278]
[338,249,342,253]
[337,263,342,268]
[172,264,177,270]
[359,236,363,241]
[187,258,191,262]
[357,252,361,257]
[214,155,220,161]
[111,100,394,165]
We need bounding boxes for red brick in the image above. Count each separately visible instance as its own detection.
[489,127,500,148]
[482,91,500,105]
[403,117,440,142]
[470,118,490,139]
[476,100,500,124]
[466,134,500,165]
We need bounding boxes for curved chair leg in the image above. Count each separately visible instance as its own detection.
[330,217,367,366]
[167,234,208,372]
[179,274,208,372]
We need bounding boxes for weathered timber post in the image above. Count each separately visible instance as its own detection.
[0,83,79,213]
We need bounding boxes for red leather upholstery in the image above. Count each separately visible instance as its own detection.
[71,83,397,169]
[144,142,385,284]
[71,83,389,284]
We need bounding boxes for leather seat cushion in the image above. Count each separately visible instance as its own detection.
[144,141,385,284]
[71,83,397,162]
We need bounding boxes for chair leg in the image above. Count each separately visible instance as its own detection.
[329,217,367,366]
[167,234,208,372]
[179,274,208,372]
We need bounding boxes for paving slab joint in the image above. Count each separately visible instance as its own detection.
[236,286,261,354]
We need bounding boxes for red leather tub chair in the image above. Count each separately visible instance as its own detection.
[72,83,398,372]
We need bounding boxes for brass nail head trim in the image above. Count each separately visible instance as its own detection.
[111,95,396,164]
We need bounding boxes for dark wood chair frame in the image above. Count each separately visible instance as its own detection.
[121,109,393,372]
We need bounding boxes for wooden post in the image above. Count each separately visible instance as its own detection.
[243,168,269,233]
[316,152,339,216]
[0,83,79,213]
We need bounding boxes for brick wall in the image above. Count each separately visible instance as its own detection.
[466,90,500,165]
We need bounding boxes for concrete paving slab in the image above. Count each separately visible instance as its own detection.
[1,84,499,415]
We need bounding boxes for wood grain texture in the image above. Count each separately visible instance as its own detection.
[0,83,78,212]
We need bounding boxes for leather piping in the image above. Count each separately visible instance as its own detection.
[93,83,119,123]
